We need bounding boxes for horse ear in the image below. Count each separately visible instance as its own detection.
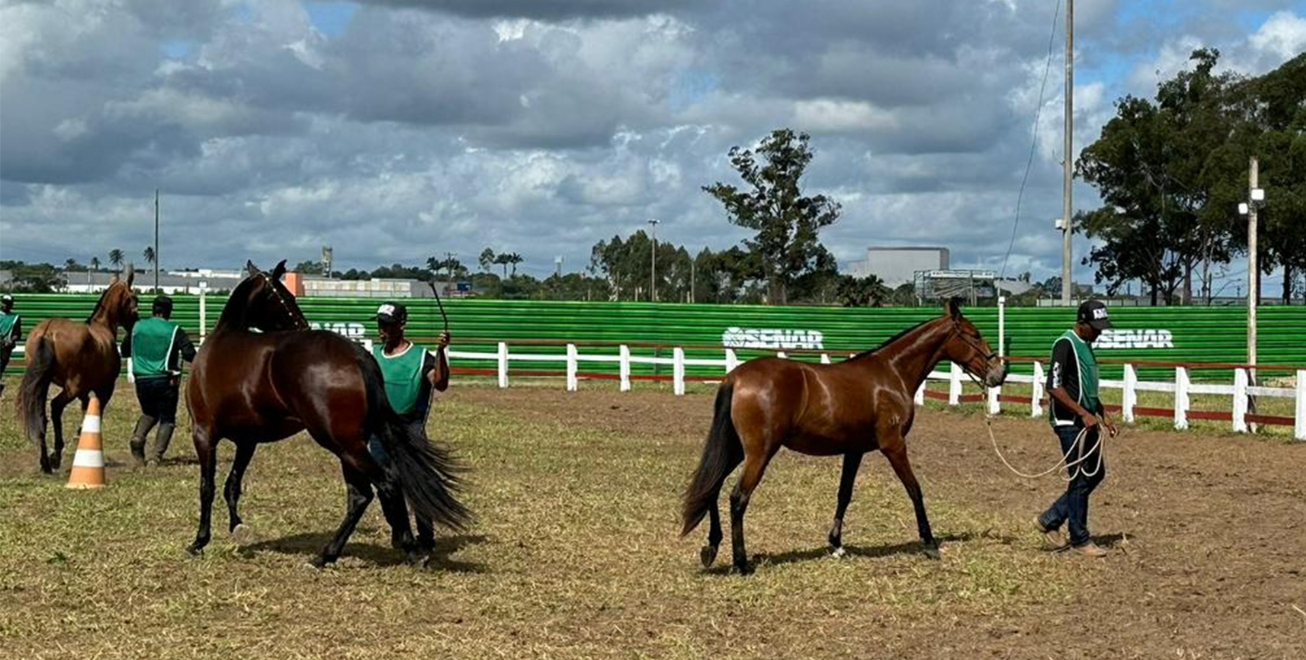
[944,296,962,321]
[246,260,260,277]
[272,259,287,281]
[110,272,120,284]
[125,263,135,287]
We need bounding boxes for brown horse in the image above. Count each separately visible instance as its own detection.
[681,300,1006,574]
[20,267,139,474]
[186,261,469,567]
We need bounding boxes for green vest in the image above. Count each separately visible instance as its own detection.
[1057,329,1100,414]
[0,312,18,339]
[132,317,181,379]
[373,343,428,416]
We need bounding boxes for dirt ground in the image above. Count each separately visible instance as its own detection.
[1,381,1303,659]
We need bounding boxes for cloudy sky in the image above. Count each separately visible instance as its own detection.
[1,0,1303,292]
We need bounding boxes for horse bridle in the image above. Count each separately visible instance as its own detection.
[258,273,309,330]
[949,321,1001,382]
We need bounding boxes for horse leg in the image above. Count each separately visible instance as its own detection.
[828,451,865,553]
[882,441,939,560]
[48,390,74,472]
[224,441,257,545]
[188,426,219,556]
[313,463,376,568]
[701,451,743,568]
[729,448,777,576]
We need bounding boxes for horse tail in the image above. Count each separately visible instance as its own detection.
[681,382,742,537]
[19,336,56,445]
[354,345,472,532]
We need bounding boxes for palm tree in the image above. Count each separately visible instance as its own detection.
[108,249,124,271]
[64,258,80,272]
[143,246,155,267]
[90,257,101,271]
[506,252,523,277]
[479,248,496,272]
[494,253,511,278]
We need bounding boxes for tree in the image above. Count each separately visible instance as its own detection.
[143,246,155,268]
[493,253,512,278]
[834,274,890,307]
[108,249,124,271]
[293,260,324,275]
[478,248,497,272]
[504,252,523,277]
[90,257,101,271]
[703,128,841,304]
[0,261,66,293]
[64,258,80,272]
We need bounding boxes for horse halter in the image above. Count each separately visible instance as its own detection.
[258,273,309,330]
[948,321,1001,382]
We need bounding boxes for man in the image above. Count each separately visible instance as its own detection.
[125,295,197,466]
[370,301,451,551]
[1036,299,1119,557]
[0,294,20,399]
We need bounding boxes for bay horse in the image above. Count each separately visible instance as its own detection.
[186,261,469,568]
[20,266,139,474]
[681,299,1006,574]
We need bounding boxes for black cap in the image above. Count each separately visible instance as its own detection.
[1,294,12,304]
[376,302,408,325]
[153,295,173,314]
[1077,300,1112,330]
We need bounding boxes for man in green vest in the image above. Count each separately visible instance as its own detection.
[1035,299,1119,557]
[369,301,451,552]
[0,294,20,399]
[124,295,197,466]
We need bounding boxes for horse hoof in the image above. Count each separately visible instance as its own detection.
[700,545,719,568]
[186,545,205,557]
[923,546,941,561]
[830,546,847,559]
[734,562,754,576]
[230,524,255,547]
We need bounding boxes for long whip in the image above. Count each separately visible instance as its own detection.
[427,280,450,334]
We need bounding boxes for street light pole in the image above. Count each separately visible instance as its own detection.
[647,219,660,303]
[1061,0,1074,306]
[1239,156,1265,431]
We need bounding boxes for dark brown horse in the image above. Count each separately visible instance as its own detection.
[681,300,1006,574]
[20,266,139,473]
[186,261,469,567]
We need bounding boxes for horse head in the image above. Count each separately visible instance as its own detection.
[232,259,308,332]
[939,298,1006,388]
[92,263,140,331]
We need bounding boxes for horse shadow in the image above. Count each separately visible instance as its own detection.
[243,531,490,572]
[705,531,983,575]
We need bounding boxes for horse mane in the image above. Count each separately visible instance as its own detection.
[85,284,114,323]
[216,275,258,330]
[849,316,946,360]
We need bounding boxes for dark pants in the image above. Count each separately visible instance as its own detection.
[0,346,12,392]
[368,418,435,547]
[135,376,180,423]
[1038,425,1106,547]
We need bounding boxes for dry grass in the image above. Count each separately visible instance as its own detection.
[1,380,1303,659]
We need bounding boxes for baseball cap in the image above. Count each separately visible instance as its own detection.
[1077,300,1112,330]
[0,294,12,303]
[376,302,408,325]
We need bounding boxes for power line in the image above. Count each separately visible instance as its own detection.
[1000,0,1062,281]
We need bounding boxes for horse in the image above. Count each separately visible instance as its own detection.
[681,299,1007,575]
[185,260,470,568]
[20,266,139,474]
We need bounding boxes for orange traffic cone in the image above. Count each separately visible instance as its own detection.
[66,396,106,489]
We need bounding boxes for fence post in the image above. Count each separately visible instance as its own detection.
[725,348,739,374]
[1232,368,1248,433]
[915,381,925,406]
[776,351,787,360]
[673,347,686,396]
[988,385,1000,415]
[949,362,962,406]
[198,282,208,343]
[619,345,631,392]
[1123,363,1137,424]
[497,342,509,389]
[820,353,832,365]
[1031,361,1044,418]
[566,343,578,392]
[1295,370,1305,442]
[1174,366,1190,431]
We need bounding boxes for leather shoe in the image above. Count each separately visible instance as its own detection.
[1073,541,1108,558]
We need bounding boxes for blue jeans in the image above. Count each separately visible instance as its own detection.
[1038,425,1106,547]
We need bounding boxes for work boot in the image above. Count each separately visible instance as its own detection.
[147,423,176,466]
[1073,541,1108,558]
[1034,517,1064,550]
[130,416,157,467]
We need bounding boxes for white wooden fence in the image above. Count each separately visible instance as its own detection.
[446,342,1306,441]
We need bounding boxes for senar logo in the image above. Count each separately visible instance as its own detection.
[310,321,367,342]
[722,327,825,350]
[1095,329,1174,350]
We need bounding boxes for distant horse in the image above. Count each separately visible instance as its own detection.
[20,266,139,474]
[681,300,1007,574]
[185,261,469,567]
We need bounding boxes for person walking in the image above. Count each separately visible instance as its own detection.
[0,294,20,399]
[125,295,197,466]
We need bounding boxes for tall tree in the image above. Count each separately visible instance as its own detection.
[108,249,124,271]
[478,248,497,272]
[703,128,841,305]
[90,257,101,271]
[143,246,156,268]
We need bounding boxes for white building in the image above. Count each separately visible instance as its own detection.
[61,270,244,294]
[845,247,950,287]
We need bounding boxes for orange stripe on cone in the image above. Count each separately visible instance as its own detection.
[66,395,106,489]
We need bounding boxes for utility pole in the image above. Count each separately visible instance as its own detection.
[1061,0,1074,306]
[690,256,696,304]
[1239,157,1266,430]
[647,219,660,302]
[154,188,160,293]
